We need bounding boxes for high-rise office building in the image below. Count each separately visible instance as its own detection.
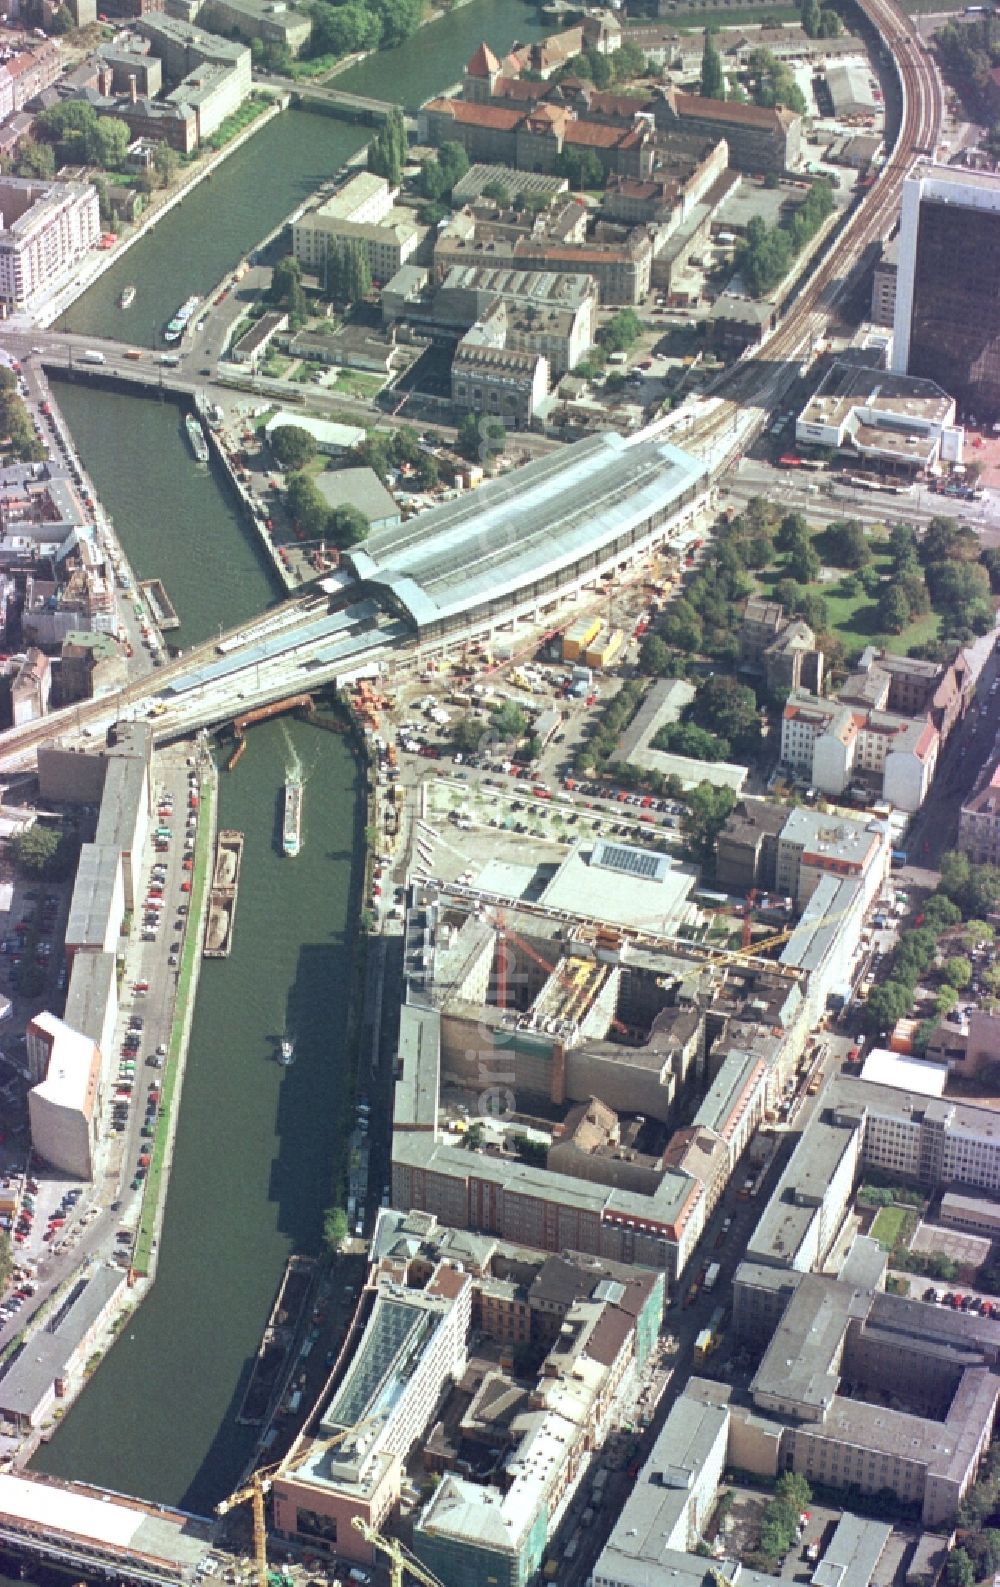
[892,163,1000,422]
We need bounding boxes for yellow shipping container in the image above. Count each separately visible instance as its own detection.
[585,627,624,670]
[562,614,602,662]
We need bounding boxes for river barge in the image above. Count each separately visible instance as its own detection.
[185,413,210,463]
[237,1253,317,1425]
[203,829,243,958]
[164,294,199,343]
[282,777,302,857]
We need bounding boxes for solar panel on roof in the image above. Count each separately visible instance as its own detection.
[592,841,668,882]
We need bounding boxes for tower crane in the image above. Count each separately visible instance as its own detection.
[216,1418,378,1587]
[351,1518,447,1587]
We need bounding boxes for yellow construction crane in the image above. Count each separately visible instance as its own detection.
[216,1419,376,1587]
[351,1519,447,1587]
[707,895,867,972]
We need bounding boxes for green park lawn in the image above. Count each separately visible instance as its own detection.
[756,532,942,658]
[870,1204,915,1253]
[332,369,386,399]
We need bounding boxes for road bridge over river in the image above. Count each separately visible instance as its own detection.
[255,71,404,122]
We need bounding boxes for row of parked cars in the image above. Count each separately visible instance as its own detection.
[924,1287,997,1315]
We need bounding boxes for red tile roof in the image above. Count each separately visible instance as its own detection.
[424,97,522,131]
[676,91,791,129]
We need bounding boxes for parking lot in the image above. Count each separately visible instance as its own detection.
[0,748,204,1356]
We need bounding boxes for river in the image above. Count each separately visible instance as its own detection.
[30,0,547,1512]
[57,0,547,347]
[31,379,365,1511]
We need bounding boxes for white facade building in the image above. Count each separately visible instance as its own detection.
[0,177,100,314]
[27,1013,101,1180]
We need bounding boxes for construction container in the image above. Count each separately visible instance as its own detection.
[562,614,602,662]
[585,626,624,670]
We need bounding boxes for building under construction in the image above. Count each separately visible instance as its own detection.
[390,844,813,1284]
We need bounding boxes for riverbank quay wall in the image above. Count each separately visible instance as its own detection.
[33,98,287,331]
[0,1470,213,1584]
[132,751,217,1277]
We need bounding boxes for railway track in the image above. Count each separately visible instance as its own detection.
[686,0,943,452]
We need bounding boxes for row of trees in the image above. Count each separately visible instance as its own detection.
[0,368,46,465]
[800,0,842,39]
[367,105,407,185]
[285,471,370,547]
[417,139,470,219]
[738,178,835,297]
[324,237,372,307]
[307,0,421,61]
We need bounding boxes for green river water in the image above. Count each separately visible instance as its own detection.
[29,0,545,1515]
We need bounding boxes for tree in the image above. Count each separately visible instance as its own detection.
[776,510,810,553]
[748,47,807,113]
[555,145,604,191]
[942,956,972,990]
[310,0,382,56]
[878,584,911,635]
[152,141,178,187]
[85,116,129,170]
[491,701,527,741]
[946,1550,974,1587]
[481,178,510,205]
[936,985,960,1017]
[456,412,506,469]
[269,423,316,472]
[269,256,306,323]
[285,471,330,537]
[920,515,964,565]
[12,825,61,877]
[323,1204,348,1250]
[610,41,647,81]
[661,598,703,652]
[700,28,724,98]
[653,721,728,760]
[692,675,760,756]
[639,633,673,676]
[329,504,370,548]
[682,781,736,866]
[787,540,820,585]
[821,518,870,569]
[600,309,642,355]
[377,0,421,46]
[453,715,487,755]
[863,981,912,1035]
[775,1473,812,1511]
[801,0,822,34]
[15,139,55,180]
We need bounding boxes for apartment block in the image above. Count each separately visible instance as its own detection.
[0,41,61,120]
[0,176,100,314]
